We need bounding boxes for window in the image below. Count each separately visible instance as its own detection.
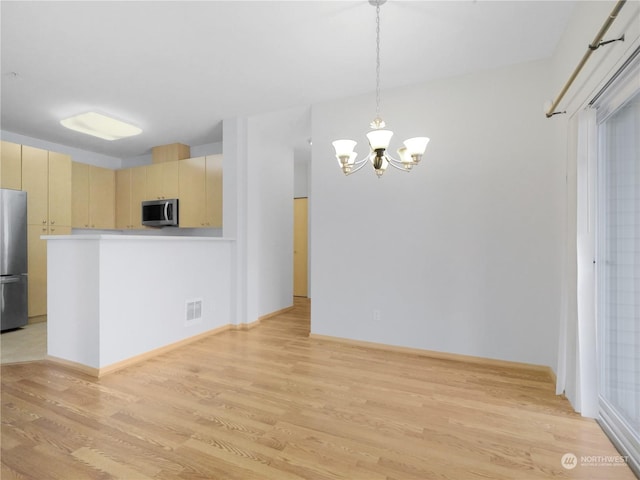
[596,60,640,474]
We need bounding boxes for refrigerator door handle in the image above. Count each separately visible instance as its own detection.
[0,276,20,284]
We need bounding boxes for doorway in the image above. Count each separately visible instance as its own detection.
[293,197,308,297]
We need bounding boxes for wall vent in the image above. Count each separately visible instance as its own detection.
[185,299,203,325]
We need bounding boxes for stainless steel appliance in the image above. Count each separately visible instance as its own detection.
[141,198,179,227]
[1,188,28,331]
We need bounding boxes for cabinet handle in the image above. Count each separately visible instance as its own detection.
[51,228,55,233]
[84,224,89,227]
[51,220,55,225]
[42,228,47,233]
[91,225,95,228]
[42,220,47,224]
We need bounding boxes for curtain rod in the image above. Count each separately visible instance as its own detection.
[546,0,627,118]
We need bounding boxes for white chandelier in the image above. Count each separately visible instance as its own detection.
[332,0,430,178]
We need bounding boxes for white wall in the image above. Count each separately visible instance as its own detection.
[223,107,307,322]
[310,59,563,368]
[294,148,310,198]
[247,113,294,317]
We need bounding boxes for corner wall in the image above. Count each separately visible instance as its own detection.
[310,59,563,368]
[224,107,309,323]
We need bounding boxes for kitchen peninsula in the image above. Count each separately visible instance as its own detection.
[44,234,234,376]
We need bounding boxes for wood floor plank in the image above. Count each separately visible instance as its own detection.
[1,298,636,479]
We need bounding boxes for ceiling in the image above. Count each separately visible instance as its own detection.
[1,1,576,160]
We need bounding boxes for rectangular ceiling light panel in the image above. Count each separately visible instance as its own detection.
[60,112,142,140]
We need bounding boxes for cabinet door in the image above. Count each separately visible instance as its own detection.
[22,146,49,225]
[0,141,22,190]
[115,169,131,229]
[27,224,48,317]
[130,166,147,228]
[48,152,72,227]
[26,224,71,318]
[205,155,223,228]
[146,163,163,200]
[178,157,206,228]
[89,166,115,229]
[72,162,90,228]
[162,161,179,199]
[48,225,71,236]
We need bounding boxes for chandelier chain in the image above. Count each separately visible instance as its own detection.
[331,0,429,177]
[375,0,381,119]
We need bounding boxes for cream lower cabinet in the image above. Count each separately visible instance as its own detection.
[72,162,115,229]
[27,224,71,317]
[178,155,222,228]
[116,166,147,229]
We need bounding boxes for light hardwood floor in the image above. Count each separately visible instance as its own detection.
[1,299,635,479]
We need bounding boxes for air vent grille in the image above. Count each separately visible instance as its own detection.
[186,299,203,324]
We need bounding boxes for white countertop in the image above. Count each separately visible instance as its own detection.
[42,234,235,242]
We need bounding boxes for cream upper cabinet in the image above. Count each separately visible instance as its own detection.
[115,169,131,229]
[1,141,22,190]
[72,162,115,229]
[146,161,178,200]
[72,162,90,228]
[178,155,223,229]
[116,166,147,229]
[130,166,147,228]
[178,157,206,227]
[205,155,223,228]
[21,146,71,227]
[89,166,115,229]
[48,151,72,227]
[21,146,49,225]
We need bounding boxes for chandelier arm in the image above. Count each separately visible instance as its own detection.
[386,159,412,172]
[351,153,370,166]
[386,153,416,166]
[385,154,415,172]
[346,155,373,175]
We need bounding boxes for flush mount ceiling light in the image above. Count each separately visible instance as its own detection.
[332,0,430,178]
[60,112,142,141]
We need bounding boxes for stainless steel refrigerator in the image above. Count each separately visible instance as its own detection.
[1,188,28,331]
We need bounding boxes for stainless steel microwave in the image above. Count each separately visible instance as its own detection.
[141,198,179,227]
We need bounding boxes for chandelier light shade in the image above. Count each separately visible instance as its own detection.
[332,0,430,178]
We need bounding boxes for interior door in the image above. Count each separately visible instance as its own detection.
[293,197,308,297]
